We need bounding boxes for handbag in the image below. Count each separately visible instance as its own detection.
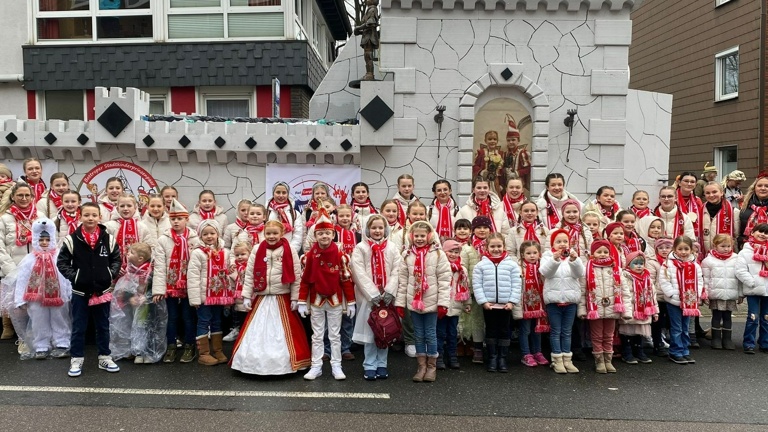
[368,303,402,349]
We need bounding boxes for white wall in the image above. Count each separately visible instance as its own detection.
[0,3,29,119]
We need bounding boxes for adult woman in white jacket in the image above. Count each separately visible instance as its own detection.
[734,223,768,353]
[654,187,696,241]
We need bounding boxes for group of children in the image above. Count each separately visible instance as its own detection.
[0,158,766,382]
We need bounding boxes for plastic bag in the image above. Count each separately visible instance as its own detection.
[110,272,168,363]
[1,271,34,360]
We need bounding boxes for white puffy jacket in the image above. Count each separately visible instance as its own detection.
[242,243,301,300]
[535,190,582,230]
[139,213,171,249]
[540,250,585,305]
[658,254,704,307]
[396,245,451,313]
[0,210,46,276]
[655,206,696,241]
[152,229,201,296]
[578,264,633,320]
[735,243,768,297]
[506,224,550,258]
[457,193,510,237]
[701,253,740,301]
[700,203,740,253]
[187,242,230,307]
[351,239,402,344]
[36,191,60,220]
[266,201,304,253]
[472,255,522,305]
[188,205,229,236]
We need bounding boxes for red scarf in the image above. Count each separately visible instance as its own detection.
[521,221,538,242]
[335,225,357,255]
[268,199,294,233]
[502,194,525,226]
[472,236,487,257]
[521,260,549,332]
[475,198,498,232]
[252,238,295,293]
[201,246,233,306]
[245,223,264,245]
[677,189,703,238]
[749,237,768,277]
[47,190,63,211]
[562,222,583,256]
[130,261,153,293]
[24,249,63,307]
[102,200,115,214]
[369,239,388,291]
[235,218,248,231]
[450,258,470,302]
[434,199,454,239]
[623,231,642,255]
[713,201,734,238]
[59,209,80,235]
[167,228,190,297]
[28,179,45,204]
[234,259,248,299]
[10,204,37,247]
[585,256,624,319]
[352,199,377,215]
[596,200,620,220]
[395,200,408,227]
[304,242,348,298]
[199,207,216,220]
[486,252,508,264]
[117,217,139,268]
[545,195,561,229]
[709,249,733,261]
[654,205,684,238]
[409,244,431,311]
[82,226,100,249]
[745,206,768,237]
[627,269,655,320]
[630,205,651,219]
[671,258,700,317]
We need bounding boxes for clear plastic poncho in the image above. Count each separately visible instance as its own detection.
[109,262,168,363]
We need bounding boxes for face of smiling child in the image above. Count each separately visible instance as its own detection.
[201,226,218,246]
[264,226,282,244]
[411,228,429,247]
[248,208,265,225]
[382,204,399,224]
[593,246,610,259]
[118,199,136,219]
[337,209,353,229]
[199,193,216,211]
[368,220,385,241]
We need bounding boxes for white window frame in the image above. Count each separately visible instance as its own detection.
[165,0,284,42]
[715,0,733,7]
[199,86,255,117]
[39,90,87,121]
[33,0,157,44]
[715,46,739,102]
[713,145,738,176]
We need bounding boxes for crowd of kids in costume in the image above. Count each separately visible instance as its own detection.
[1,157,766,382]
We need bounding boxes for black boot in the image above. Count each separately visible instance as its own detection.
[621,336,637,364]
[472,342,484,364]
[485,339,498,372]
[722,328,735,350]
[436,352,446,370]
[689,332,700,348]
[632,336,652,363]
[497,340,510,373]
[710,328,723,350]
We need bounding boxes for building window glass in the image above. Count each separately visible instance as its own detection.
[44,90,85,121]
[35,0,153,41]
[206,99,250,117]
[167,0,283,40]
[715,47,738,101]
[714,146,738,177]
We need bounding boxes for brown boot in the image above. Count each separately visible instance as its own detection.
[412,355,427,382]
[211,332,228,364]
[196,337,218,366]
[562,353,580,373]
[423,356,437,382]
[603,352,617,373]
[593,352,606,374]
[550,353,566,374]
[1,316,15,340]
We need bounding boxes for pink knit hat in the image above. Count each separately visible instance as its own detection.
[442,239,462,252]
[624,251,645,268]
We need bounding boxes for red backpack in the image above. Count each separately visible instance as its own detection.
[368,304,402,349]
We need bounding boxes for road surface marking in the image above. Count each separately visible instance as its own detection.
[0,385,390,399]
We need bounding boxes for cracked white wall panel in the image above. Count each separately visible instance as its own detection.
[589,119,626,145]
[380,17,418,43]
[309,35,365,120]
[591,70,629,95]
[623,90,671,194]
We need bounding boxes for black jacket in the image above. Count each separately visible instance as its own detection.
[57,224,121,298]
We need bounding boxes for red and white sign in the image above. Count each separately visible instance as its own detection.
[265,164,361,213]
[78,161,158,214]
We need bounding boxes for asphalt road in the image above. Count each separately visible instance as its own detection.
[0,321,765,431]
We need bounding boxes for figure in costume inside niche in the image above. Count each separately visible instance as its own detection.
[473,130,504,195]
[502,114,531,189]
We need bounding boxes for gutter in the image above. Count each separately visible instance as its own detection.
[0,75,23,83]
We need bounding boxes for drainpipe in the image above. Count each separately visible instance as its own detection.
[759,0,766,171]
[0,75,23,83]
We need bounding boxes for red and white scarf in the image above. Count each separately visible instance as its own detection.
[369,239,388,291]
[654,205,685,238]
[352,199,377,215]
[234,259,248,299]
[335,225,357,255]
[744,206,768,237]
[712,201,734,238]
[627,269,655,320]
[59,209,80,235]
[623,231,642,255]
[522,260,549,332]
[10,204,36,247]
[709,249,733,261]
[585,256,624,319]
[102,200,115,214]
[677,189,703,238]
[409,245,431,311]
[268,199,294,233]
[246,223,264,245]
[449,258,470,302]
[24,249,63,307]
[395,200,408,227]
[434,199,455,239]
[521,221,539,243]
[671,258,700,316]
[117,217,139,268]
[198,207,216,221]
[545,195,561,229]
[47,190,63,212]
[749,236,768,278]
[28,179,45,204]
[472,236,487,257]
[474,198,498,232]
[595,200,620,220]
[201,246,233,306]
[562,222,583,256]
[630,205,651,219]
[82,226,100,250]
[167,228,190,298]
[252,238,296,293]
[502,193,525,226]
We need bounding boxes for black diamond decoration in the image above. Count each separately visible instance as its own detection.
[44,133,57,145]
[340,139,352,151]
[143,135,155,147]
[360,96,394,131]
[178,135,191,148]
[214,136,226,148]
[501,67,513,81]
[275,137,287,149]
[5,133,17,144]
[245,137,257,149]
[76,134,89,145]
[97,102,132,138]
[309,138,321,150]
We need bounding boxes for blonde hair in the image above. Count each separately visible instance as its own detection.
[117,193,138,206]
[316,196,337,207]
[130,242,152,262]
[249,203,266,215]
[486,232,506,247]
[264,220,285,234]
[711,233,733,247]
[233,241,253,254]
[236,199,252,210]
[336,204,353,215]
[397,174,415,186]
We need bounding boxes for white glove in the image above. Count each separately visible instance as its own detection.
[291,300,298,311]
[243,298,252,311]
[298,304,308,318]
[347,304,356,318]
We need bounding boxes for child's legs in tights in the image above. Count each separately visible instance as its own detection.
[711,309,723,328]
[519,319,532,355]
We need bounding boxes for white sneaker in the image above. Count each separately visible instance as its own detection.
[303,367,322,380]
[98,355,120,373]
[223,328,240,342]
[134,356,145,364]
[68,357,84,377]
[16,339,29,355]
[405,345,417,358]
[331,365,346,380]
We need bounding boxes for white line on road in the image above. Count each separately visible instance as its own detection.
[0,385,390,399]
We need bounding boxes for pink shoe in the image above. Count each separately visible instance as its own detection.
[521,354,537,367]
[533,352,549,365]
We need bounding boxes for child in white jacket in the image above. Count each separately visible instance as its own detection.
[702,234,740,350]
[472,233,522,373]
[541,228,584,374]
[734,223,768,354]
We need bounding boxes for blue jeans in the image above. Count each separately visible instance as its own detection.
[518,319,542,356]
[436,315,459,357]
[166,297,196,345]
[363,342,388,370]
[667,304,690,357]
[411,311,438,356]
[744,296,768,349]
[325,314,354,355]
[70,295,110,358]
[546,304,576,354]
[196,305,223,338]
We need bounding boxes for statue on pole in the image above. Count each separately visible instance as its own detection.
[354,0,380,81]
